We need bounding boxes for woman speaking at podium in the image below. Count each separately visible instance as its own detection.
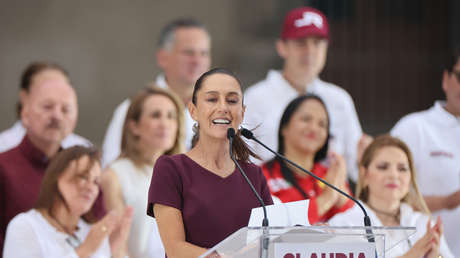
[147,68,273,257]
[329,135,454,258]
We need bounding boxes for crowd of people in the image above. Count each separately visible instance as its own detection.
[0,6,459,258]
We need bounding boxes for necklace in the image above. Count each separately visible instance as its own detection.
[43,209,81,248]
[367,203,401,224]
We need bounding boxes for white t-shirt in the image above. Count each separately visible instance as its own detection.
[109,158,164,258]
[3,209,111,258]
[101,74,194,168]
[243,70,363,181]
[391,101,460,256]
[0,121,92,153]
[328,202,454,258]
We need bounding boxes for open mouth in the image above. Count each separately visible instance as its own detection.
[212,119,231,125]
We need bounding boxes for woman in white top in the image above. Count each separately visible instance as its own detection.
[328,135,453,258]
[101,87,185,258]
[3,146,132,258]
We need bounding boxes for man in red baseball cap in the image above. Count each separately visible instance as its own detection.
[244,7,371,183]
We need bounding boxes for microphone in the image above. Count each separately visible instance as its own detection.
[227,128,269,227]
[240,128,375,242]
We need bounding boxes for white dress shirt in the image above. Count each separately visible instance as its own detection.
[328,202,454,258]
[0,121,92,153]
[101,74,194,167]
[3,209,111,258]
[243,70,363,181]
[391,101,460,256]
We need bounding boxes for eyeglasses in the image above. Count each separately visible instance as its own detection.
[451,70,460,82]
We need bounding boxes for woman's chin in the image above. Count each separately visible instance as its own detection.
[72,205,93,217]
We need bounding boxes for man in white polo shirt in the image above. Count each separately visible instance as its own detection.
[101,18,211,167]
[244,7,369,181]
[391,47,460,256]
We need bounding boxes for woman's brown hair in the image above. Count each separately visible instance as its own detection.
[356,134,430,214]
[120,87,185,167]
[35,146,101,223]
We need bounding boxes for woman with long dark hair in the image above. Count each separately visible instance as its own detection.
[262,94,353,224]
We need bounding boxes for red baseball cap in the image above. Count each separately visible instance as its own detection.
[281,7,329,40]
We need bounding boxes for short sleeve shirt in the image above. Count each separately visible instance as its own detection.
[147,154,273,248]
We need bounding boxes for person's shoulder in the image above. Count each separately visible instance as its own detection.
[0,121,22,140]
[116,98,132,110]
[0,144,21,165]
[157,153,186,163]
[261,159,282,178]
[316,79,353,100]
[313,162,329,176]
[0,146,17,159]
[244,70,281,97]
[109,157,134,169]
[110,98,132,118]
[239,161,266,178]
[240,161,261,171]
[313,162,328,171]
[391,109,429,135]
[400,203,430,226]
[62,133,93,148]
[8,210,36,228]
[395,109,430,126]
[327,202,362,226]
[244,80,267,99]
[155,154,188,172]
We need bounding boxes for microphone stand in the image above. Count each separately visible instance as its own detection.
[227,128,269,258]
[241,128,375,243]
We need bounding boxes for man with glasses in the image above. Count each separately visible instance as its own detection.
[391,46,460,256]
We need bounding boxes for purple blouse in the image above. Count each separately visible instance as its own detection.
[147,154,273,249]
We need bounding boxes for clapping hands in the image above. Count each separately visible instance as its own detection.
[402,216,443,258]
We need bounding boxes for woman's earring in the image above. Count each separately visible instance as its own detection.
[192,122,199,133]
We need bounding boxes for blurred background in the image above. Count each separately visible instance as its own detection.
[1,0,459,146]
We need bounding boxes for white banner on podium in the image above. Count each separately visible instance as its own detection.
[274,242,375,258]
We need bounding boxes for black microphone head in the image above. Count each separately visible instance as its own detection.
[240,128,254,139]
[227,127,236,140]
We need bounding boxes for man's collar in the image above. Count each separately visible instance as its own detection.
[432,101,460,126]
[268,70,321,94]
[18,135,51,168]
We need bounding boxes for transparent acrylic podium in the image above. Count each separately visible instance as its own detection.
[200,226,416,258]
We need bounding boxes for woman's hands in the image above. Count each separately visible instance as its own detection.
[76,207,133,258]
[323,152,349,203]
[401,217,443,258]
[315,152,349,216]
[109,206,134,258]
[326,152,347,189]
[357,134,373,164]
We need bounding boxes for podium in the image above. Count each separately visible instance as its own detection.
[200,226,416,258]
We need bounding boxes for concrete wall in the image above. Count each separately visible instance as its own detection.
[0,0,242,146]
[0,0,458,147]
